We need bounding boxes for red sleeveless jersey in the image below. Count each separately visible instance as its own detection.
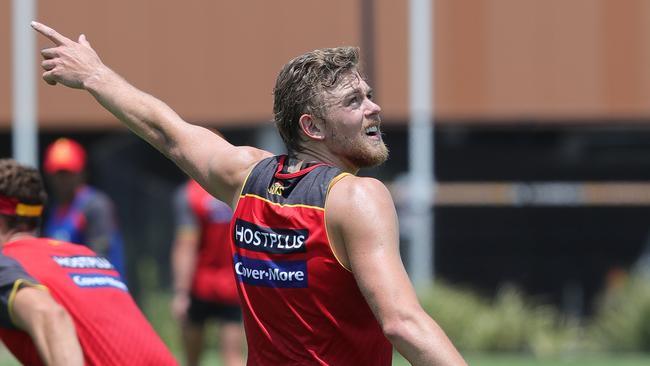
[231,155,392,365]
[0,238,178,366]
[186,180,239,304]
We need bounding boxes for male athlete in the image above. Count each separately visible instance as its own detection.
[33,21,467,365]
[0,254,83,366]
[0,159,179,365]
[171,179,244,366]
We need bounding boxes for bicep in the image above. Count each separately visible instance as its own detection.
[168,125,272,205]
[328,178,421,325]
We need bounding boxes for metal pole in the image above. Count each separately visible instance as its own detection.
[408,0,434,286]
[12,0,38,167]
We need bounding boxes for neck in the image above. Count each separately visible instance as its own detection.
[291,147,359,174]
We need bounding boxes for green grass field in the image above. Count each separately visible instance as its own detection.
[460,353,650,366]
[2,344,650,365]
[2,346,650,366]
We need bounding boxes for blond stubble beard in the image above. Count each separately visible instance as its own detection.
[328,130,389,169]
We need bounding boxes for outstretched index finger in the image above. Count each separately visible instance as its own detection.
[78,34,90,47]
[31,21,71,46]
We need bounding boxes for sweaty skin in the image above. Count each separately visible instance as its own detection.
[32,21,467,365]
[13,286,84,366]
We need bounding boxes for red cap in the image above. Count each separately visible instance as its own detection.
[43,138,87,173]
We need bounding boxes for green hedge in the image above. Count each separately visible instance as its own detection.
[588,271,650,352]
[419,282,581,356]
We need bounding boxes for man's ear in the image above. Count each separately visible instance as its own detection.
[298,114,326,141]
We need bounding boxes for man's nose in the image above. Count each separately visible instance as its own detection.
[365,99,381,116]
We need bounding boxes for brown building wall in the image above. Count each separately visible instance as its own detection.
[435,0,650,122]
[2,0,650,130]
[2,0,363,130]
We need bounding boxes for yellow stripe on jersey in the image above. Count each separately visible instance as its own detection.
[233,163,258,211]
[327,172,352,196]
[8,279,49,326]
[240,193,325,211]
[324,172,354,272]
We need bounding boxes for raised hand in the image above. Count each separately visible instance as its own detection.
[31,21,106,89]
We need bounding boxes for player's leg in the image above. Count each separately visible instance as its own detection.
[184,296,209,366]
[214,303,245,366]
[182,321,205,366]
[219,320,245,366]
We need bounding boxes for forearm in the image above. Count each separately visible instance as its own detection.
[83,66,188,158]
[82,66,246,199]
[170,237,197,320]
[32,21,271,205]
[171,238,198,294]
[386,310,466,366]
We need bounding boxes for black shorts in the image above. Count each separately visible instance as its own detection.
[187,295,242,325]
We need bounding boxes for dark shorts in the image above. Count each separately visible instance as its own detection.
[187,295,242,325]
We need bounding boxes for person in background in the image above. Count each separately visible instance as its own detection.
[42,137,126,279]
[0,253,83,366]
[171,179,244,366]
[0,158,179,366]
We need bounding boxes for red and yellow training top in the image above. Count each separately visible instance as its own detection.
[0,238,178,366]
[232,155,391,366]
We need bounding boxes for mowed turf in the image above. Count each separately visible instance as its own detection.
[395,353,650,366]
[1,347,650,365]
[408,353,650,366]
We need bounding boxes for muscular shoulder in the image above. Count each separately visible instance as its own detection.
[327,175,395,220]
[205,145,273,200]
[211,146,272,177]
[326,175,398,266]
[325,175,401,271]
